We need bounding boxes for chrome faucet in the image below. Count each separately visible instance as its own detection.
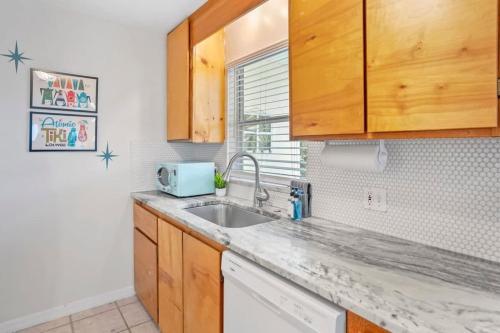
[222,152,270,207]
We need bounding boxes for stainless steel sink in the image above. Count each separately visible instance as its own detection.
[184,203,278,228]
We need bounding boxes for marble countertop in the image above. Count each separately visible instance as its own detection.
[131,191,500,333]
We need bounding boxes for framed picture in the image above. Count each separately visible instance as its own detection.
[29,112,97,152]
[30,68,98,113]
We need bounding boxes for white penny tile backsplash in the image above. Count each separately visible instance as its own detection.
[131,138,500,263]
[130,141,226,192]
[304,139,500,263]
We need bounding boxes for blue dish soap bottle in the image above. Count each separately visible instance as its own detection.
[294,190,303,222]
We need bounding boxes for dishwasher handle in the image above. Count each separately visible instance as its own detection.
[251,291,282,316]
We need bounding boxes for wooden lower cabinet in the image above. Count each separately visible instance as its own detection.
[134,229,158,323]
[135,203,389,333]
[183,233,222,333]
[158,220,184,333]
[347,311,389,333]
[154,214,222,333]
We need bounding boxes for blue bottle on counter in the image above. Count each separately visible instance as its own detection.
[294,190,303,222]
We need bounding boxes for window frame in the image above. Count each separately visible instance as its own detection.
[226,42,307,186]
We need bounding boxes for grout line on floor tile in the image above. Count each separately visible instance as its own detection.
[69,317,75,333]
[71,307,117,325]
[25,299,132,333]
[117,303,131,331]
[128,320,152,330]
[33,318,71,333]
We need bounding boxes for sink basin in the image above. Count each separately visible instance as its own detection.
[184,203,278,228]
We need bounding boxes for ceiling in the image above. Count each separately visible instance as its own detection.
[37,0,207,32]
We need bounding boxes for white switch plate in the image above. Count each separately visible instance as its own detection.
[364,187,387,212]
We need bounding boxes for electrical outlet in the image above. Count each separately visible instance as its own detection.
[364,187,387,212]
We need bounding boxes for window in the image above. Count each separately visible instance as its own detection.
[227,46,307,180]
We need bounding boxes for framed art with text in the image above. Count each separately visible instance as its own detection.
[30,68,98,113]
[29,112,97,152]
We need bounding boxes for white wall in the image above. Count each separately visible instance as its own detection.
[224,0,288,64]
[0,0,165,324]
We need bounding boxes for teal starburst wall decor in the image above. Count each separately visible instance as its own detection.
[1,41,32,73]
[97,142,118,170]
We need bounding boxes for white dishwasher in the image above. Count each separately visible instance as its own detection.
[222,252,346,333]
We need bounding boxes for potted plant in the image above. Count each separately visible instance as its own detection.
[214,171,227,197]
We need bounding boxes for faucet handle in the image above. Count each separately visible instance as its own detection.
[256,188,270,207]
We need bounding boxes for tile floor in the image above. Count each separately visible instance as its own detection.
[17,296,158,333]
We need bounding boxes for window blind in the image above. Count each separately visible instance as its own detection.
[227,47,307,179]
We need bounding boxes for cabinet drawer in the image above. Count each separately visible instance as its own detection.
[134,229,158,323]
[134,204,157,243]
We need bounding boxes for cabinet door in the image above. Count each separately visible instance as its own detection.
[183,233,222,333]
[167,19,190,141]
[367,0,498,132]
[158,220,183,333]
[192,29,225,143]
[347,311,389,333]
[290,0,365,138]
[134,229,158,323]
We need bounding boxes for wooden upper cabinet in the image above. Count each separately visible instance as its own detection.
[192,29,226,143]
[183,233,222,333]
[189,0,266,47]
[366,0,498,133]
[134,229,158,323]
[290,0,365,138]
[167,19,190,141]
[158,220,184,333]
[347,311,389,333]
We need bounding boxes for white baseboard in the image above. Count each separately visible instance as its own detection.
[0,286,135,333]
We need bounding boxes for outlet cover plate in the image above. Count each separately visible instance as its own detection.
[364,187,387,212]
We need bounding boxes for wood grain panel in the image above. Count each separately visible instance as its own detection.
[133,204,157,243]
[290,0,365,138]
[347,311,389,333]
[367,0,498,132]
[192,29,225,143]
[183,233,222,333]
[167,20,191,141]
[190,0,266,47]
[158,219,183,333]
[496,9,500,138]
[292,127,499,141]
[134,229,158,323]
